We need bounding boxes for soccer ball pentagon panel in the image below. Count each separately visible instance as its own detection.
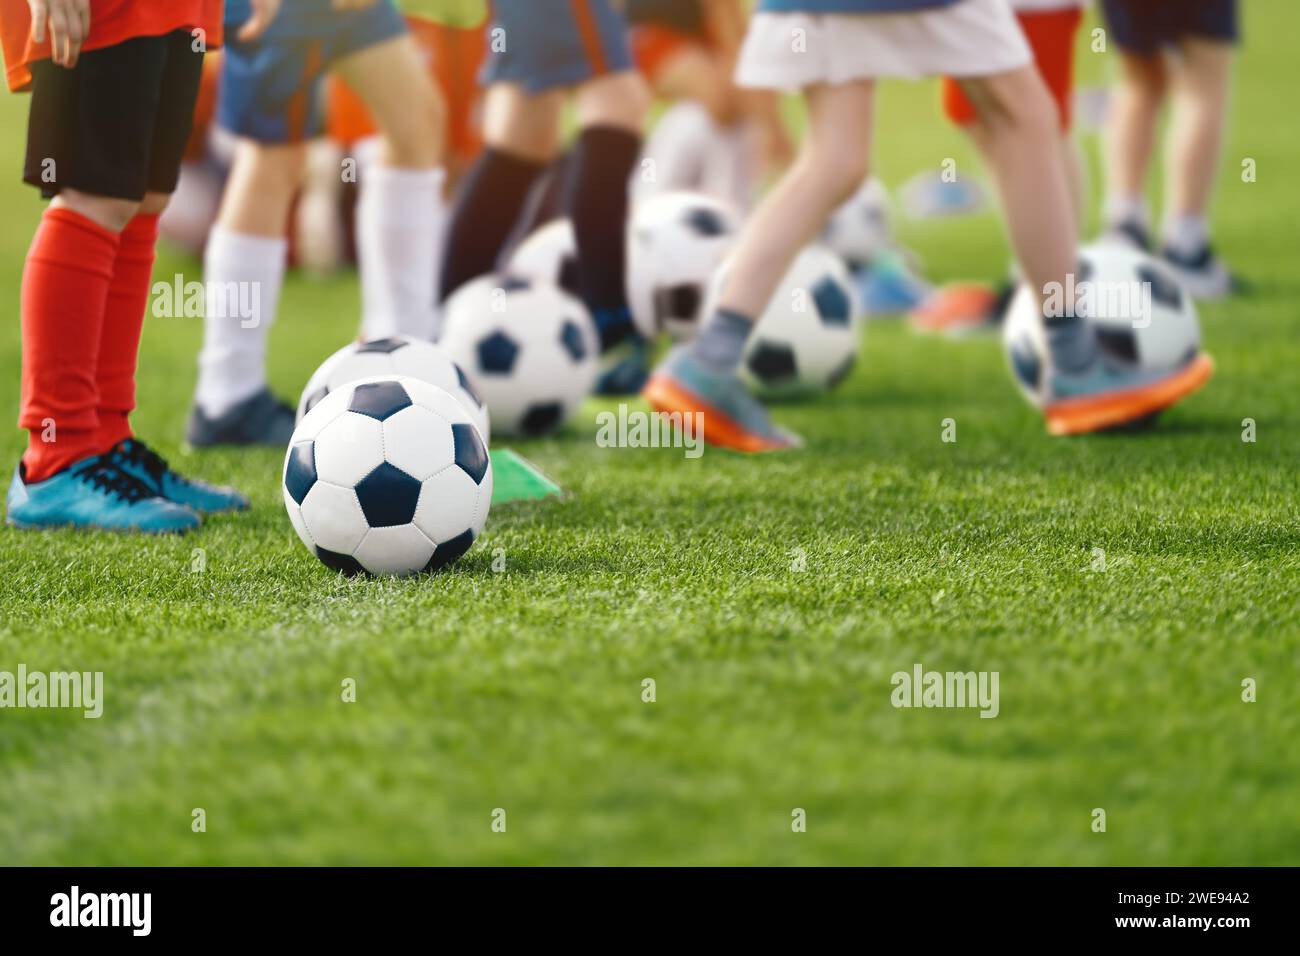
[296,335,489,444]
[733,245,862,399]
[283,376,492,577]
[1002,242,1203,408]
[438,274,599,438]
[627,190,739,341]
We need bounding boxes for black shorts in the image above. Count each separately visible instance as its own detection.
[23,30,205,200]
[1101,0,1240,56]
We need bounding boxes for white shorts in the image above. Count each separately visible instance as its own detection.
[735,0,1034,91]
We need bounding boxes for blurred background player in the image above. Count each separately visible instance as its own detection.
[910,0,1087,334]
[644,0,1214,451]
[1099,0,1241,298]
[4,0,276,533]
[316,1,487,272]
[437,0,650,393]
[629,0,793,210]
[187,0,449,448]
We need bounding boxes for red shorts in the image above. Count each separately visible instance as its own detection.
[941,7,1084,132]
[326,15,486,161]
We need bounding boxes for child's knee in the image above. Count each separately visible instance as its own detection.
[380,85,446,167]
[578,72,651,132]
[242,141,307,190]
[1120,53,1168,100]
[54,190,141,232]
[140,192,171,217]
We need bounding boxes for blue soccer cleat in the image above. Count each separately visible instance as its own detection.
[6,455,200,534]
[596,334,651,395]
[642,346,801,453]
[1043,351,1214,436]
[106,438,249,514]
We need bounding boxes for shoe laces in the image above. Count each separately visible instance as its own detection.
[111,439,172,485]
[72,456,155,503]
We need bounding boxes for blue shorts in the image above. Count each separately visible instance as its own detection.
[481,0,634,93]
[1101,0,1239,56]
[218,0,408,143]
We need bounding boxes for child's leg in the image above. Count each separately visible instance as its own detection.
[332,32,449,339]
[193,140,300,420]
[20,190,136,482]
[568,71,649,349]
[712,81,874,323]
[438,83,563,302]
[1102,51,1167,238]
[958,67,1078,300]
[95,191,170,451]
[1161,37,1234,254]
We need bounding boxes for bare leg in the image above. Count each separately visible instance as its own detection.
[482,82,565,160]
[332,33,444,168]
[216,140,305,237]
[1101,51,1167,231]
[333,33,448,337]
[958,66,1076,309]
[1164,37,1233,221]
[716,80,874,318]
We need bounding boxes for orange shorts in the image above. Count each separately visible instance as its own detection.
[941,7,1084,132]
[630,23,701,82]
[326,15,486,160]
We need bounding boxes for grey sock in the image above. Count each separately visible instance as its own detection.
[690,308,754,375]
[1045,314,1098,373]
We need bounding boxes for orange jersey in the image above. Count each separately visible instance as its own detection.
[1,0,223,91]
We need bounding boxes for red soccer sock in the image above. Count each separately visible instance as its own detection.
[19,207,120,484]
[97,212,160,451]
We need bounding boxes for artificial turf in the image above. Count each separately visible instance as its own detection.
[1,3,1296,865]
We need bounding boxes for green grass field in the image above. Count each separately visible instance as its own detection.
[1,4,1297,866]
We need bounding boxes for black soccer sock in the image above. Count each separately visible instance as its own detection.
[514,152,572,241]
[565,125,642,350]
[439,148,547,303]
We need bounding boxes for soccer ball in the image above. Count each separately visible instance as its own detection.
[732,246,862,398]
[297,335,490,444]
[507,191,739,342]
[1002,242,1202,407]
[283,376,492,577]
[823,178,892,269]
[438,275,599,437]
[627,190,739,341]
[507,219,582,301]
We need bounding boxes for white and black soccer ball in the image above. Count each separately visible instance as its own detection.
[627,190,739,341]
[283,376,492,577]
[823,177,892,269]
[507,191,738,342]
[438,275,599,437]
[1002,242,1202,406]
[297,335,490,444]
[507,219,582,302]
[730,246,862,398]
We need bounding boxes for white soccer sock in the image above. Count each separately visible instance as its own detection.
[195,226,287,418]
[1162,212,1210,257]
[356,164,447,341]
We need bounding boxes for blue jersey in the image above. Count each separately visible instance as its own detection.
[757,0,962,12]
